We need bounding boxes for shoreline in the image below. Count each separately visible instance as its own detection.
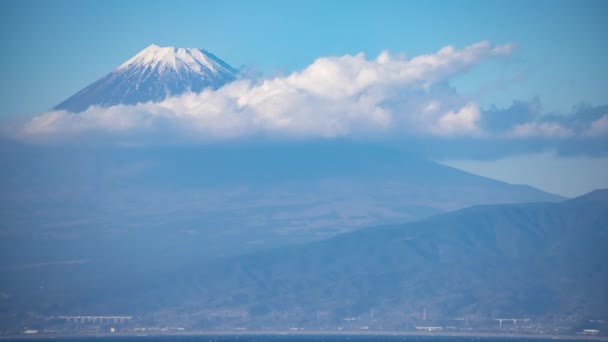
[1,330,607,341]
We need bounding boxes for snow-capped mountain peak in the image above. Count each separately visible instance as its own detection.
[54,44,238,113]
[118,44,232,76]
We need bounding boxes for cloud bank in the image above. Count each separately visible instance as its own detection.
[4,41,608,158]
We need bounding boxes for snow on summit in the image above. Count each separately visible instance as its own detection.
[118,44,233,75]
[54,45,238,113]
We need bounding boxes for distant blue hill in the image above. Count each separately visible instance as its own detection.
[1,184,603,329]
[0,140,569,328]
[179,189,604,323]
[0,141,563,264]
[36,190,606,326]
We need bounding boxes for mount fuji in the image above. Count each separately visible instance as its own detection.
[53,44,238,112]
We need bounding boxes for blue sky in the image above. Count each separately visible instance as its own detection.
[1,0,607,196]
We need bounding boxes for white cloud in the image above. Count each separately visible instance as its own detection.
[508,122,574,138]
[14,41,516,142]
[422,101,441,114]
[586,114,608,137]
[433,103,482,136]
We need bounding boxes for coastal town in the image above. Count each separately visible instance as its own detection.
[4,311,607,339]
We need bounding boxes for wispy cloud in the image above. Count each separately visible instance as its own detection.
[509,122,574,138]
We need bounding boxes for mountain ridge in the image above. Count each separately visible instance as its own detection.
[3,189,604,328]
[158,189,608,322]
